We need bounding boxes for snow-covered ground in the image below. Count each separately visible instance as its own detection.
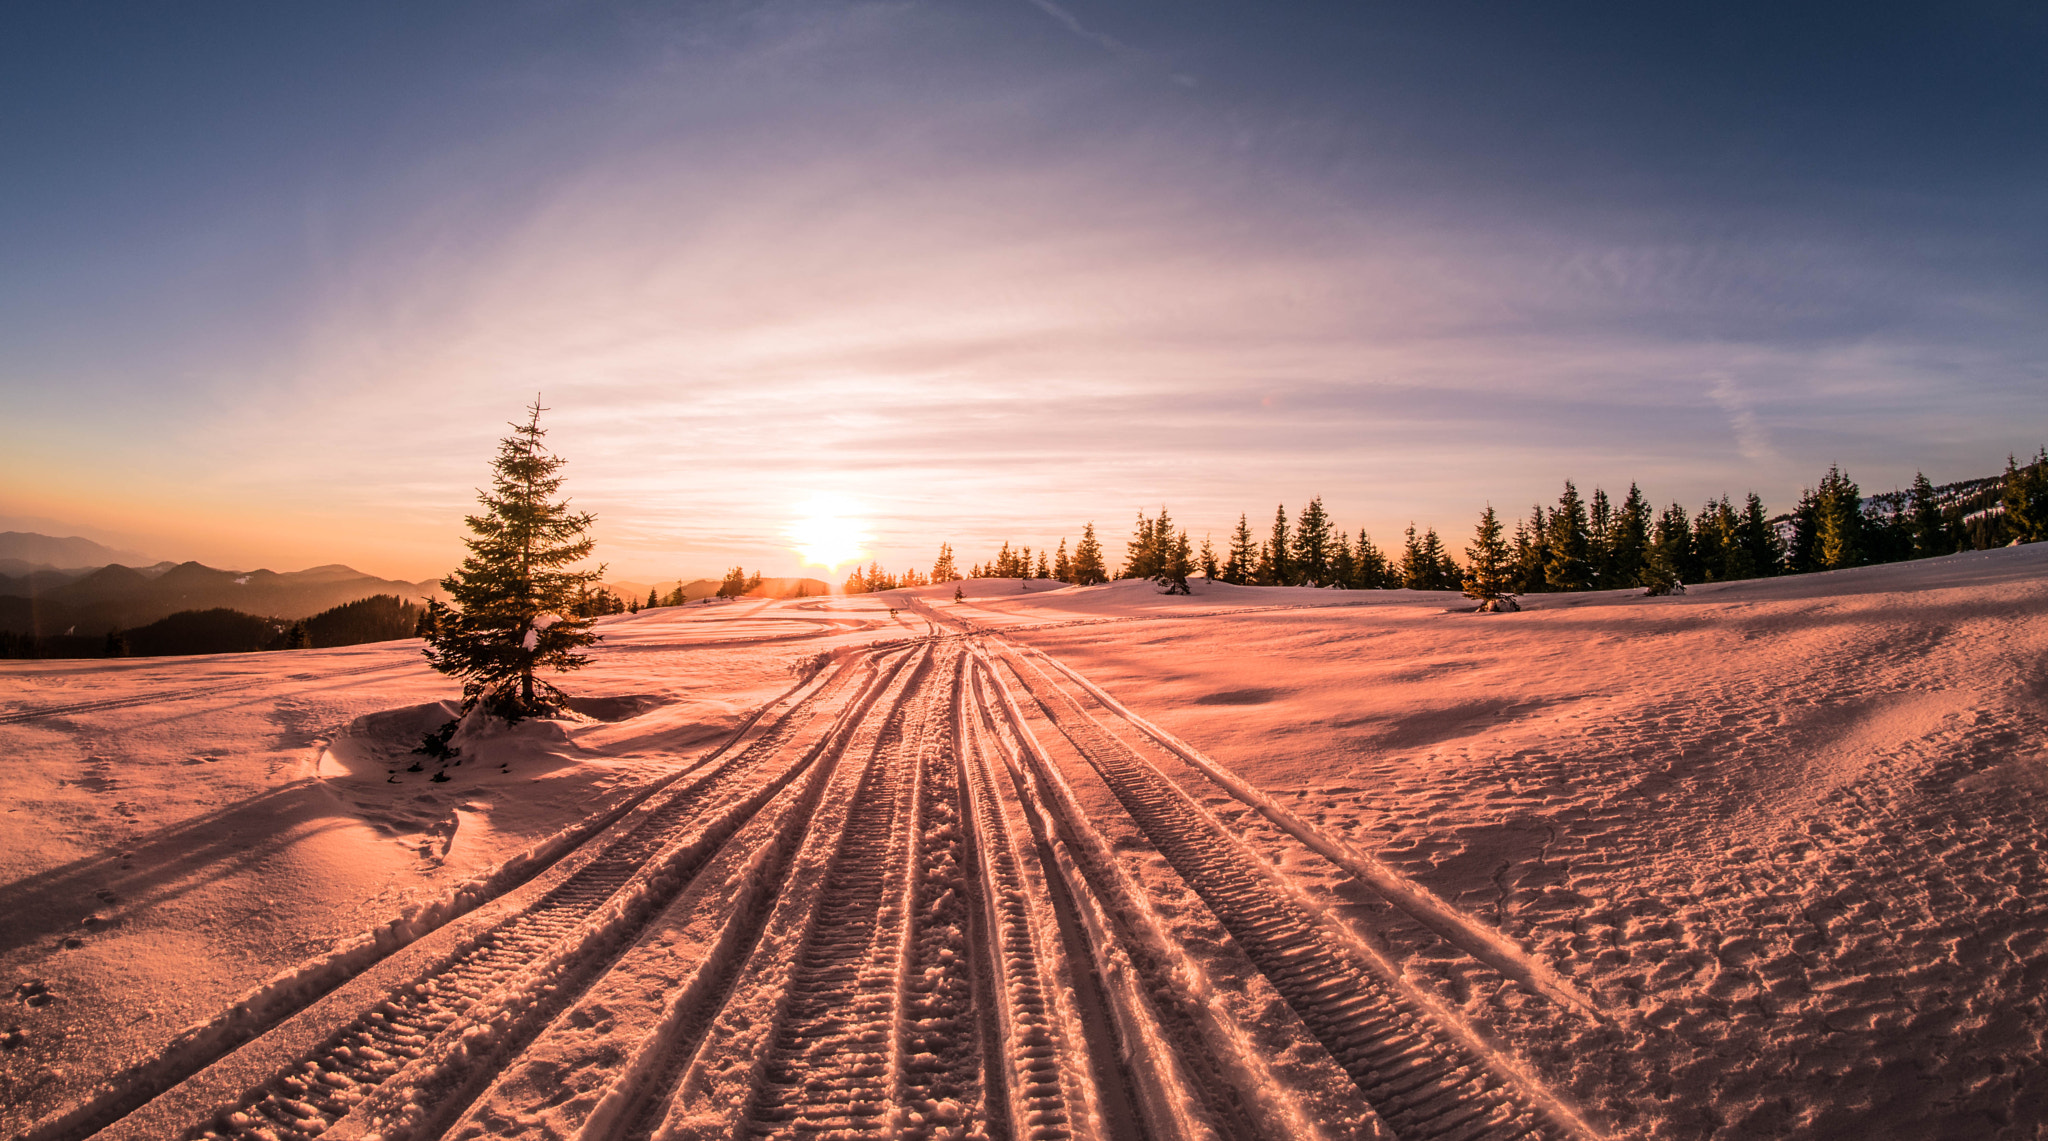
[2,545,2044,1140]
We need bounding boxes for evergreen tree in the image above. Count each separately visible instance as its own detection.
[716,566,749,598]
[1262,505,1293,586]
[1649,503,1695,586]
[1588,487,1615,588]
[2003,449,2048,544]
[1330,531,1354,589]
[1199,535,1220,580]
[1071,523,1109,585]
[424,399,603,718]
[1816,464,1864,569]
[1512,505,1551,593]
[1353,528,1392,589]
[1874,495,1915,563]
[1124,509,1175,580]
[1694,496,1745,581]
[1737,492,1782,576]
[1908,473,1947,557]
[417,601,445,639]
[646,588,660,610]
[1421,527,1458,589]
[1035,550,1051,579]
[1153,529,1193,594]
[103,628,129,657]
[1640,544,1684,595]
[1400,524,1427,589]
[1462,505,1512,603]
[1053,539,1071,583]
[1291,497,1335,586]
[1786,486,1822,574]
[1120,513,1153,579]
[1610,484,1651,588]
[931,543,959,582]
[1222,514,1257,585]
[1544,481,1592,591]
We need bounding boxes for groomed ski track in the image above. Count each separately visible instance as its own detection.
[48,614,1608,1141]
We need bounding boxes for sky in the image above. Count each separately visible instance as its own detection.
[4,1,2045,582]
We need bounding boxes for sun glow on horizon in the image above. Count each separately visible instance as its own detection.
[786,495,870,573]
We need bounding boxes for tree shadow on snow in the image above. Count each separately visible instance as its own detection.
[0,781,349,957]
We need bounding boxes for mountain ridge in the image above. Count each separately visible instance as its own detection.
[0,559,444,637]
[0,531,153,574]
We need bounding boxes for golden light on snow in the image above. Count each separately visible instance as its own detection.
[786,495,870,571]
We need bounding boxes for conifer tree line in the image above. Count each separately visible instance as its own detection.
[623,568,768,611]
[831,447,2048,599]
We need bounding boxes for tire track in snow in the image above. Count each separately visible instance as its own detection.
[642,643,950,1140]
[0,661,415,725]
[952,659,1109,1141]
[735,645,970,1139]
[89,648,888,1141]
[973,648,1379,1141]
[28,655,862,1141]
[578,641,934,1141]
[994,645,1584,1141]
[423,643,931,1141]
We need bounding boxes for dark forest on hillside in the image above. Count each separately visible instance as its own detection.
[0,594,425,660]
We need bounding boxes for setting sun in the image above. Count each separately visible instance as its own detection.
[786,496,869,571]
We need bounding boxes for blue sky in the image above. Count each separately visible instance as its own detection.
[4,2,2044,579]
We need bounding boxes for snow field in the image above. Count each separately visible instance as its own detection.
[13,545,2046,1140]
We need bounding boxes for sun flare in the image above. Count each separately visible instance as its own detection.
[786,496,869,571]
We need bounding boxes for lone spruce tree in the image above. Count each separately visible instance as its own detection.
[425,399,603,718]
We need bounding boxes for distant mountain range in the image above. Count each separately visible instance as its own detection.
[0,531,154,578]
[0,531,838,638]
[0,555,443,638]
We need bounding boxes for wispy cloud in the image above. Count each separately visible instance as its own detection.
[1023,0,1123,52]
[1707,375,1777,464]
[8,2,2045,578]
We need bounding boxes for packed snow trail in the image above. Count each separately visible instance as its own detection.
[952,661,1114,1141]
[994,645,1577,1141]
[61,623,1606,1141]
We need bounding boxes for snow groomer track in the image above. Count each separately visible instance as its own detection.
[46,628,1610,1141]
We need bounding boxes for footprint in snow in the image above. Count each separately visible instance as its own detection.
[14,981,51,1008]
